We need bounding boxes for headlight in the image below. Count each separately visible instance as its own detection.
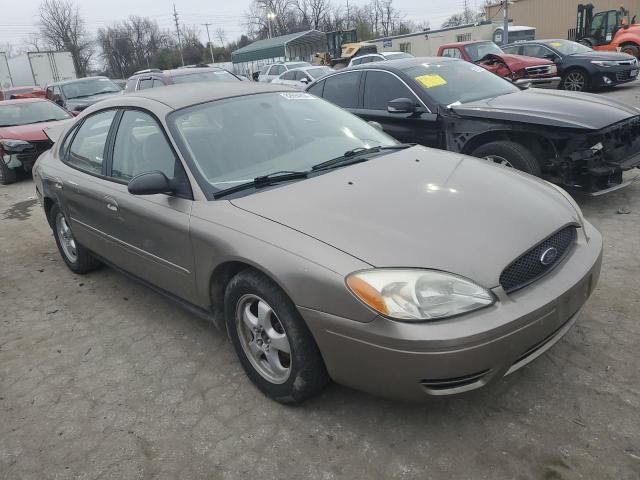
[346,269,494,321]
[0,139,32,151]
[549,65,558,75]
[546,182,585,229]
[591,60,618,67]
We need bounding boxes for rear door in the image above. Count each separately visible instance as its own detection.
[320,71,362,112]
[101,108,197,303]
[354,70,439,147]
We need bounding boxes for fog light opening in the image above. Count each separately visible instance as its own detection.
[603,76,613,85]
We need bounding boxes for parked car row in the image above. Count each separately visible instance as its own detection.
[31,80,604,403]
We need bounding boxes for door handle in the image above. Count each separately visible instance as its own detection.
[104,196,119,212]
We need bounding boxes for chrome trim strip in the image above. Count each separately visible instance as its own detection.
[71,217,191,275]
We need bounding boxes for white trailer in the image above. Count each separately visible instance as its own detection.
[0,53,12,89]
[8,52,76,87]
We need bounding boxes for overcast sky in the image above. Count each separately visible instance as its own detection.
[0,0,477,48]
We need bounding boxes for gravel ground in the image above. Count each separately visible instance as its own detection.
[1,85,640,480]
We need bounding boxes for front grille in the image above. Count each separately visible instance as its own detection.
[525,65,553,76]
[500,226,577,293]
[616,70,634,81]
[16,140,52,165]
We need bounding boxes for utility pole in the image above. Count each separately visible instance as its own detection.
[173,3,185,67]
[202,23,214,63]
[502,0,509,45]
[346,0,351,29]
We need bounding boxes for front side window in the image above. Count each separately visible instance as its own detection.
[152,78,166,88]
[67,110,116,175]
[323,72,361,108]
[363,71,415,110]
[522,44,549,58]
[137,78,153,90]
[169,92,394,193]
[111,110,177,181]
[281,70,296,81]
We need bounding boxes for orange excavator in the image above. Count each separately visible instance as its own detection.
[575,4,640,58]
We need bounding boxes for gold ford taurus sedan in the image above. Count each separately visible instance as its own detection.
[33,82,603,403]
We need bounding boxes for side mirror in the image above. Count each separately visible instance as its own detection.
[367,121,383,131]
[55,99,64,106]
[518,81,532,90]
[300,77,310,84]
[128,171,172,196]
[387,97,417,114]
[544,53,559,63]
[70,111,80,117]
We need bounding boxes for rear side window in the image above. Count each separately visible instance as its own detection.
[138,78,153,90]
[270,65,285,75]
[441,48,462,59]
[67,110,116,175]
[363,71,415,110]
[281,70,296,80]
[125,78,138,92]
[323,72,361,108]
[152,78,166,87]
[351,58,363,66]
[502,45,521,55]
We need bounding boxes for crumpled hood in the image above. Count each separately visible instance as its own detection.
[230,146,579,288]
[489,53,554,69]
[452,88,639,129]
[0,119,69,142]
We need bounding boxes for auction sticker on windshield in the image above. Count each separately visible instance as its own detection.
[415,74,447,89]
[550,42,562,48]
[280,92,316,100]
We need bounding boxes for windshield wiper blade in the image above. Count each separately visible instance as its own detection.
[213,170,309,199]
[311,144,415,171]
[32,118,63,124]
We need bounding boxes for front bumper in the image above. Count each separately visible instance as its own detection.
[302,221,603,401]
[591,66,639,88]
[515,76,561,89]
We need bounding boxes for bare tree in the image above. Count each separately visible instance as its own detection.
[39,0,92,76]
[215,28,227,46]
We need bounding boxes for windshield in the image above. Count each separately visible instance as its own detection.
[402,60,520,106]
[306,67,333,79]
[463,42,504,62]
[172,70,239,84]
[0,101,71,126]
[61,78,121,99]
[544,40,592,55]
[169,92,395,192]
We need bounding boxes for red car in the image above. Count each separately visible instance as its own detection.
[438,41,560,87]
[0,98,73,185]
[0,86,46,101]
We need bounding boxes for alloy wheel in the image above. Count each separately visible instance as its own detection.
[484,155,514,168]
[564,72,585,92]
[56,214,78,263]
[235,294,292,384]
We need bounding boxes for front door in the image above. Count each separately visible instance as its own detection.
[101,109,197,303]
[354,70,439,147]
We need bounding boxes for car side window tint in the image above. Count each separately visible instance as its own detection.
[152,78,166,87]
[363,71,415,110]
[307,80,324,96]
[323,72,361,108]
[138,78,153,90]
[111,110,178,182]
[67,110,116,175]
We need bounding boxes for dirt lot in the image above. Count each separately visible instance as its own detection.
[2,86,640,480]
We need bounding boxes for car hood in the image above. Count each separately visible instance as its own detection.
[0,119,70,141]
[65,91,121,109]
[452,88,639,129]
[229,146,579,288]
[567,51,636,62]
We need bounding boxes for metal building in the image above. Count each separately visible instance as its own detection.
[485,0,640,39]
[231,30,327,76]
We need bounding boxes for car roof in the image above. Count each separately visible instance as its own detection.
[128,67,231,80]
[47,76,110,87]
[440,40,493,48]
[346,56,457,72]
[113,82,293,110]
[287,65,332,72]
[0,98,49,106]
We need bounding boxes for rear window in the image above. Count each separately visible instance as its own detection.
[172,70,238,84]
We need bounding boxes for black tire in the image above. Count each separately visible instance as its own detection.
[471,140,542,176]
[561,68,590,92]
[620,44,640,58]
[224,269,329,404]
[50,204,102,274]
[0,160,17,185]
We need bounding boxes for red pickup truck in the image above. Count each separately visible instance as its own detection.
[437,40,560,87]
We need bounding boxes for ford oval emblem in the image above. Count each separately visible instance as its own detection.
[540,247,558,266]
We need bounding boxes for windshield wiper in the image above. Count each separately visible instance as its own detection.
[213,170,309,199]
[32,118,64,124]
[311,144,415,171]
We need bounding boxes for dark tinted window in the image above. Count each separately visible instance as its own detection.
[138,78,153,90]
[363,71,415,110]
[111,110,177,181]
[67,110,116,175]
[307,80,324,96]
[323,72,361,108]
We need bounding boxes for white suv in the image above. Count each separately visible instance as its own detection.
[257,62,312,83]
[347,51,413,67]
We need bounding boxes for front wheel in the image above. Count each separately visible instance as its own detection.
[561,69,590,92]
[621,45,640,58]
[471,140,542,176]
[225,269,329,404]
[0,160,17,185]
[50,204,102,274]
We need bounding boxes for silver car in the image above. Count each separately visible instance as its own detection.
[33,83,602,403]
[271,66,333,89]
[257,62,311,83]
